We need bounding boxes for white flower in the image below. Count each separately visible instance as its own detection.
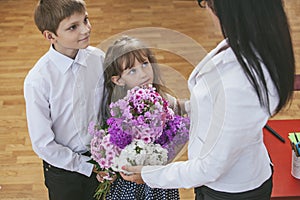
[112,140,168,172]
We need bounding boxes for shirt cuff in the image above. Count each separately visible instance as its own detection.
[78,156,94,177]
[141,166,161,188]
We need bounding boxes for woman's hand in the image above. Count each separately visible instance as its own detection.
[120,166,145,184]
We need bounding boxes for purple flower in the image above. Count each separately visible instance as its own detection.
[108,128,132,149]
[88,121,97,136]
[155,115,190,148]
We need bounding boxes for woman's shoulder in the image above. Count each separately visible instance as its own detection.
[211,48,249,88]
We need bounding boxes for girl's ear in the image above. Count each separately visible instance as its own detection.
[43,30,56,43]
[111,76,125,86]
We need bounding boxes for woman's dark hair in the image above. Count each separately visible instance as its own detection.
[207,0,295,114]
[100,36,170,123]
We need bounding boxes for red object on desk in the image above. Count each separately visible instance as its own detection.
[263,119,300,198]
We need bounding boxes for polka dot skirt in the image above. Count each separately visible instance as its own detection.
[106,178,180,200]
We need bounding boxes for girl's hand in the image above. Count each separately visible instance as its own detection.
[120,165,145,184]
[93,165,99,173]
[96,171,118,183]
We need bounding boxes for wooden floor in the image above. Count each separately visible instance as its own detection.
[0,0,299,199]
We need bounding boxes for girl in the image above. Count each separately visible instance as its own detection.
[121,0,295,200]
[101,35,180,200]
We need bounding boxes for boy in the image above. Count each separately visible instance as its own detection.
[23,0,104,199]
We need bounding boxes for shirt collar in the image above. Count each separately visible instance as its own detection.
[48,45,88,74]
[190,39,229,75]
[211,39,236,66]
[74,48,88,68]
[188,39,234,87]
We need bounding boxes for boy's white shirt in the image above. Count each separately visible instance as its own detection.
[24,45,105,176]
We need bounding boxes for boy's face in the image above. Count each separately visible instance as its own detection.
[51,12,91,58]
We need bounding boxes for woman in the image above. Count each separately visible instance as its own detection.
[121,0,295,199]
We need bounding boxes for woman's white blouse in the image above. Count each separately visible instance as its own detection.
[142,39,279,192]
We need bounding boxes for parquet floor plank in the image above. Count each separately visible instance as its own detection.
[0,0,299,199]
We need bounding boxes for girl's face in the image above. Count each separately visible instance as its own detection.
[112,57,154,89]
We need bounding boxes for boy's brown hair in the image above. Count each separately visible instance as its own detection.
[34,0,86,34]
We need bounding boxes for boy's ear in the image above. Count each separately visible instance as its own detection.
[111,76,125,86]
[43,30,56,43]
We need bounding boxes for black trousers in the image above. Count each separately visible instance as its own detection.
[43,160,99,200]
[194,175,273,200]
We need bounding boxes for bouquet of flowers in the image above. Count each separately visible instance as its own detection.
[88,85,190,199]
